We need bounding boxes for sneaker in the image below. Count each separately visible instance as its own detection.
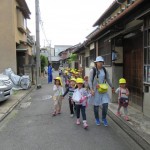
[52,112,56,116]
[83,121,88,129]
[70,114,74,117]
[95,119,100,126]
[76,119,80,125]
[103,119,108,127]
[116,112,121,116]
[124,116,129,121]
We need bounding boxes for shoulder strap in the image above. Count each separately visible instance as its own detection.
[102,67,107,80]
[92,67,96,83]
[92,67,107,83]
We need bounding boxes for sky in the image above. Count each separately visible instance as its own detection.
[26,0,114,47]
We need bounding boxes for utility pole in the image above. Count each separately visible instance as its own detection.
[35,0,41,89]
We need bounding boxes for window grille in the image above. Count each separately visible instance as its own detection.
[90,49,96,61]
[98,39,111,65]
[144,16,150,84]
[85,57,89,67]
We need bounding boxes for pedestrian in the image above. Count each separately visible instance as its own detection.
[115,78,130,121]
[89,56,114,126]
[63,70,70,89]
[58,69,62,76]
[83,76,90,90]
[62,78,77,117]
[52,77,64,116]
[48,63,53,83]
[72,78,89,129]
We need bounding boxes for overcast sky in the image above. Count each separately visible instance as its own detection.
[26,0,114,47]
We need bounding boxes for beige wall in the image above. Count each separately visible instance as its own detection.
[0,0,16,73]
[15,5,27,44]
[143,92,150,117]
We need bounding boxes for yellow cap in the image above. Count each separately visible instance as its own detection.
[64,71,68,74]
[70,78,76,82]
[54,77,63,86]
[76,78,84,84]
[119,78,126,84]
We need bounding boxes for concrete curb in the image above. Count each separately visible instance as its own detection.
[107,108,150,150]
[0,86,35,122]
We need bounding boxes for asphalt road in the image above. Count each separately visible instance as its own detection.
[0,75,143,150]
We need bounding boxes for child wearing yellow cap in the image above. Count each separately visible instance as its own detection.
[63,78,77,117]
[52,77,64,116]
[72,78,89,129]
[115,78,130,121]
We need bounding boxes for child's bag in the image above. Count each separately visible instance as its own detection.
[119,97,129,107]
[72,89,82,102]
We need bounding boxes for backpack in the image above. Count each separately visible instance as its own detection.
[92,67,107,83]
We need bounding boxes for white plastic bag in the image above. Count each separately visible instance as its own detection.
[72,89,82,102]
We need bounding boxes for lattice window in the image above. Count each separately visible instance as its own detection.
[98,39,111,66]
[144,16,150,84]
[85,57,89,67]
[90,49,96,61]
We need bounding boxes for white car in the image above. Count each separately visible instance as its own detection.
[0,74,13,102]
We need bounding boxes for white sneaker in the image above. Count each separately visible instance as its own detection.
[83,120,88,128]
[70,114,74,117]
[76,119,80,125]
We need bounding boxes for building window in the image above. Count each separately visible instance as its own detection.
[90,49,96,61]
[85,57,89,67]
[144,16,150,84]
[98,39,111,66]
[17,7,26,33]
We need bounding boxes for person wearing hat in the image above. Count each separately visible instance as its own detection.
[115,78,130,121]
[52,77,64,116]
[89,56,114,126]
[72,78,89,129]
[62,78,77,117]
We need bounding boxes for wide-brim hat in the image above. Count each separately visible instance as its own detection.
[94,56,104,63]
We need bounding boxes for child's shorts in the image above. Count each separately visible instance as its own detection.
[119,97,129,107]
[53,96,62,106]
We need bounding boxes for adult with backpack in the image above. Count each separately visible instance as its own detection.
[89,56,114,126]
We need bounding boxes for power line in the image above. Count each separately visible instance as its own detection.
[38,6,51,46]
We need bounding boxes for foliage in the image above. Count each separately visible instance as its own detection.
[67,58,72,64]
[69,53,77,61]
[40,55,48,72]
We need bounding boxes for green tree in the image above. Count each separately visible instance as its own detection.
[40,55,48,73]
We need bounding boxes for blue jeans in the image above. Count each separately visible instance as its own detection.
[76,105,86,120]
[94,103,108,120]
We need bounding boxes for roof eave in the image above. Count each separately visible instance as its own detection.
[91,0,145,40]
[16,0,31,19]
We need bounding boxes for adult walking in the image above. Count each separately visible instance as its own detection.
[48,63,53,83]
[89,56,114,126]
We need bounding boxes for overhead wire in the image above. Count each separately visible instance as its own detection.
[38,6,51,46]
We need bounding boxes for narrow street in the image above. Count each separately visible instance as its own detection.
[0,72,143,150]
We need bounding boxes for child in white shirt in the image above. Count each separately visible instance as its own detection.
[52,77,64,116]
[115,78,129,121]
